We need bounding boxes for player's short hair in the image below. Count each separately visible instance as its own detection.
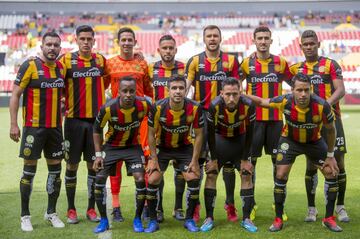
[119,76,136,87]
[253,26,271,38]
[221,77,240,89]
[42,31,61,43]
[117,27,135,40]
[76,25,94,37]
[301,30,318,41]
[159,34,176,44]
[291,73,310,86]
[168,74,186,88]
[203,25,222,38]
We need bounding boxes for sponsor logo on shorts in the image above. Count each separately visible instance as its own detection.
[184,165,189,171]
[222,62,229,68]
[280,143,289,151]
[52,151,63,157]
[26,135,34,144]
[64,140,70,152]
[312,115,320,123]
[23,148,32,156]
[131,163,143,169]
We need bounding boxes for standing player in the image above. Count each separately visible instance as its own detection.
[10,32,66,231]
[290,30,348,222]
[148,34,186,221]
[240,26,292,220]
[145,75,204,233]
[200,77,257,232]
[186,25,241,222]
[105,27,153,222]
[61,25,108,224]
[92,77,150,233]
[247,74,342,232]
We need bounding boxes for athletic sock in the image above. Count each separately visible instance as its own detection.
[204,188,216,219]
[305,169,318,207]
[337,169,346,206]
[65,169,77,210]
[274,178,287,218]
[47,163,62,214]
[94,175,107,218]
[223,164,235,205]
[174,170,185,210]
[147,184,159,220]
[241,188,254,220]
[157,179,164,212]
[20,165,37,216]
[135,181,146,218]
[185,179,200,220]
[324,178,338,218]
[87,169,96,210]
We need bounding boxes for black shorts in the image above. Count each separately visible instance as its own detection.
[64,117,96,164]
[158,145,193,172]
[211,134,246,171]
[19,127,64,160]
[275,136,327,166]
[102,145,145,176]
[321,117,347,157]
[251,120,283,157]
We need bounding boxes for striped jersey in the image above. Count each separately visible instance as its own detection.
[61,51,108,118]
[105,56,153,98]
[241,54,292,121]
[269,94,334,143]
[186,51,241,110]
[148,60,185,101]
[290,56,343,117]
[14,57,66,128]
[93,97,150,147]
[148,98,204,148]
[207,95,256,137]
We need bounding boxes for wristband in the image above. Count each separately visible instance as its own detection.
[327,152,334,158]
[95,152,103,158]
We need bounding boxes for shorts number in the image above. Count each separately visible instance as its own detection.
[336,137,344,146]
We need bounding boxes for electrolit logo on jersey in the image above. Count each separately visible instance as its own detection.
[287,120,317,129]
[41,79,64,88]
[72,67,101,78]
[199,71,226,82]
[218,120,242,129]
[113,121,140,131]
[250,73,278,83]
[153,79,168,87]
[310,75,324,85]
[162,125,189,134]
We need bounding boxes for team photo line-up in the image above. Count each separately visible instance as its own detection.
[9,23,348,234]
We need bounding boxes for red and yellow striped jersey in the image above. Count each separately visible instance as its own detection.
[241,54,292,121]
[93,97,150,147]
[269,94,334,143]
[290,56,343,118]
[207,95,256,137]
[148,98,204,148]
[148,60,185,101]
[14,57,66,128]
[186,51,240,110]
[61,51,109,118]
[105,56,153,98]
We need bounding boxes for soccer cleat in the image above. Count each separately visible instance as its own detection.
[157,210,164,223]
[200,217,214,232]
[241,218,258,233]
[112,207,124,222]
[44,212,65,228]
[142,206,150,222]
[93,218,109,234]
[272,204,288,221]
[250,205,258,221]
[224,203,238,222]
[86,208,100,222]
[21,215,33,232]
[173,209,185,221]
[144,219,160,233]
[322,216,343,232]
[336,205,350,222]
[269,217,283,232]
[304,207,318,222]
[184,219,199,232]
[133,217,144,233]
[193,204,201,223]
[66,209,79,224]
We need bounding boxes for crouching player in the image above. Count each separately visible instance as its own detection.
[145,75,204,233]
[92,76,150,233]
[200,77,257,232]
[247,74,341,232]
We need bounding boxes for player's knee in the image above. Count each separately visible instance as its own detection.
[275,171,288,181]
[148,171,161,185]
[67,163,79,171]
[205,173,217,186]
[133,172,145,183]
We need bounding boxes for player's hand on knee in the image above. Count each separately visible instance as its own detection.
[187,160,200,178]
[205,159,218,174]
[93,157,104,172]
[322,157,339,177]
[240,160,253,175]
[146,158,160,175]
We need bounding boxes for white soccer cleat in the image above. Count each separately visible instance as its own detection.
[336,205,350,222]
[21,215,33,232]
[304,207,318,222]
[44,212,65,228]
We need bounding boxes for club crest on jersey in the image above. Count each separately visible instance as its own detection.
[312,115,320,123]
[238,115,246,121]
[178,69,184,75]
[222,62,229,68]
[186,115,194,122]
[274,64,281,72]
[318,66,325,73]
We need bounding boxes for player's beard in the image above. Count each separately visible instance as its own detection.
[206,44,220,53]
[161,55,174,64]
[43,51,59,61]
